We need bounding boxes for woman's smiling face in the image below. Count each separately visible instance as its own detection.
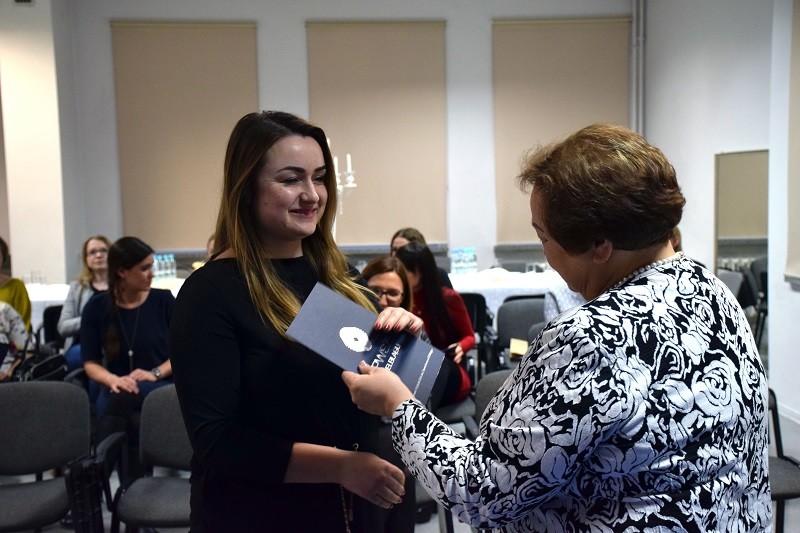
[252,135,328,257]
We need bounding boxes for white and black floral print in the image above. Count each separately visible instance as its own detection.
[392,257,771,532]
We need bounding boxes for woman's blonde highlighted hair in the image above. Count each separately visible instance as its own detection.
[212,111,373,336]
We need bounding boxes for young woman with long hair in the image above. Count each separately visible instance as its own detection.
[170,111,421,532]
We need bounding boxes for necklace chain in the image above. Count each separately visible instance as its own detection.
[613,251,685,289]
[118,306,142,372]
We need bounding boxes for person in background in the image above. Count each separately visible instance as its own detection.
[0,236,32,331]
[361,256,413,312]
[0,302,29,381]
[395,242,474,408]
[80,236,174,477]
[170,111,415,532]
[58,235,110,372]
[344,123,770,531]
[191,234,216,271]
[389,227,454,289]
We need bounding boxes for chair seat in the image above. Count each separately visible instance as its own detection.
[435,396,475,424]
[0,479,69,531]
[116,477,191,527]
[770,456,800,500]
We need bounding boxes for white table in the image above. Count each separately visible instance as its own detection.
[25,283,70,333]
[26,279,185,333]
[449,268,566,318]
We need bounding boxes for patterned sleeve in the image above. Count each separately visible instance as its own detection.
[391,320,622,529]
[1,303,29,351]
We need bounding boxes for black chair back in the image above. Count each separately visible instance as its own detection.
[37,304,65,350]
[495,296,545,348]
[768,388,800,533]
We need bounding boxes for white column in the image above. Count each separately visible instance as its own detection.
[0,0,67,283]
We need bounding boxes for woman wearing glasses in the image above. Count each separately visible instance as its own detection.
[361,257,412,312]
[58,235,111,372]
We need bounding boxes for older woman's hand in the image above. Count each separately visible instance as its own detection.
[374,307,425,336]
[342,361,414,417]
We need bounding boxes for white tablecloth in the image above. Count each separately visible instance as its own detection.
[450,268,565,317]
[26,283,70,333]
[26,279,185,334]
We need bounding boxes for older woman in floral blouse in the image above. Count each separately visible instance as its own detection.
[344,123,770,532]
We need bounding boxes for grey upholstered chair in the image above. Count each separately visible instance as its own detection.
[493,296,545,369]
[768,388,800,533]
[110,384,192,533]
[0,381,91,532]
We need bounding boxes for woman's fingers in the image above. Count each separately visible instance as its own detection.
[374,307,424,334]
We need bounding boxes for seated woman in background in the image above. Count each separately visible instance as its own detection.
[344,123,770,531]
[395,242,474,408]
[390,227,453,289]
[58,235,110,372]
[0,236,32,331]
[0,302,29,381]
[80,236,174,476]
[361,256,413,312]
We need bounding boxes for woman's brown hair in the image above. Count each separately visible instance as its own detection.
[517,123,685,255]
[212,111,373,336]
[361,256,413,311]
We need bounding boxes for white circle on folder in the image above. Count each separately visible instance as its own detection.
[340,327,372,352]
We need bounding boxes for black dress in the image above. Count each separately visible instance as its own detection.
[170,257,381,532]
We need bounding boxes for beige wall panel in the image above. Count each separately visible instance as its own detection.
[715,150,768,239]
[112,22,258,250]
[307,22,447,246]
[493,19,630,244]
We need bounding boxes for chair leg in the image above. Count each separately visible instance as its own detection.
[776,499,785,533]
[755,312,767,349]
[437,503,456,533]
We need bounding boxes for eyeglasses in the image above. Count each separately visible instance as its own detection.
[369,287,403,300]
[86,248,109,256]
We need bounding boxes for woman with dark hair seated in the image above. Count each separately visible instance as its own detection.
[389,227,453,289]
[80,236,174,476]
[344,123,770,531]
[395,242,474,409]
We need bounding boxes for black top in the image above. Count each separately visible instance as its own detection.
[170,257,381,532]
[80,289,174,375]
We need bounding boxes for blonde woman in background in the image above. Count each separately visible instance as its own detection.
[58,235,110,372]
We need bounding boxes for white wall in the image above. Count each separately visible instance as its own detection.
[62,0,629,277]
[765,0,800,419]
[645,0,772,269]
[0,0,67,283]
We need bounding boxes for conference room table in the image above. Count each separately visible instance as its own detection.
[27,271,564,335]
[449,268,567,318]
[25,278,186,334]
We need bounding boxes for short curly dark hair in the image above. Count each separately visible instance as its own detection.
[517,123,685,255]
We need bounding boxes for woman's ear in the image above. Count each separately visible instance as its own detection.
[590,238,614,264]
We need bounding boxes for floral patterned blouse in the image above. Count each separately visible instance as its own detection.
[391,256,771,532]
